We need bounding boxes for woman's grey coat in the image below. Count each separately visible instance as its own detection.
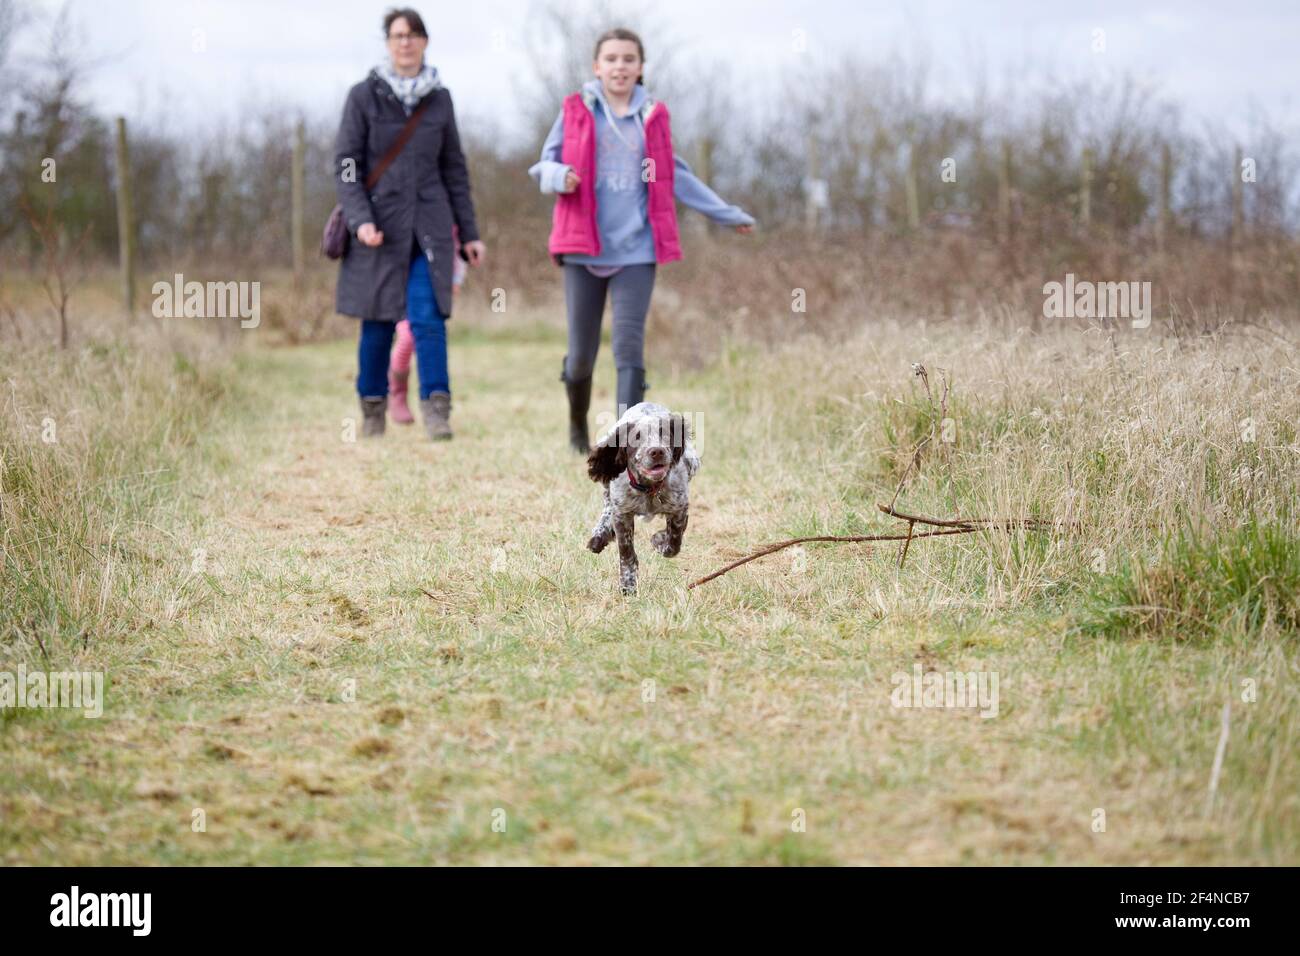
[334,69,479,320]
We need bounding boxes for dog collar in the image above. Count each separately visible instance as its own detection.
[626,466,663,494]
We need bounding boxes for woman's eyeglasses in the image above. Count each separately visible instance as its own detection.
[387,32,426,43]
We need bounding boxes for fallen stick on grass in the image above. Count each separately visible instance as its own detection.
[686,502,1074,589]
[875,503,1067,531]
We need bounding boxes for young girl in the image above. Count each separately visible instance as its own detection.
[529,27,755,453]
[389,225,468,424]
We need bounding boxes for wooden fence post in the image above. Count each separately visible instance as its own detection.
[1231,145,1245,248]
[998,140,1012,242]
[697,136,713,191]
[1157,143,1172,254]
[1080,147,1093,228]
[113,117,135,318]
[694,136,714,237]
[292,119,306,286]
[904,144,920,231]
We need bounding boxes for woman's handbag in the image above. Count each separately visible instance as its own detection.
[321,99,433,259]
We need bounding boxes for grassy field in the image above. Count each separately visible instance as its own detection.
[2,313,1297,865]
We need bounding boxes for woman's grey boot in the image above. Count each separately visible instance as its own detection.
[561,360,592,453]
[419,391,453,441]
[616,366,647,417]
[360,396,387,438]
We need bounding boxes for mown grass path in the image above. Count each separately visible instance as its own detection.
[3,327,1292,864]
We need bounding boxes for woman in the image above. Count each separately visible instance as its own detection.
[334,7,485,440]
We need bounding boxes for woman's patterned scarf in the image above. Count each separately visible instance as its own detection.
[374,61,441,114]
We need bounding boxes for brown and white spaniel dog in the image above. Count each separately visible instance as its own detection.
[586,402,700,595]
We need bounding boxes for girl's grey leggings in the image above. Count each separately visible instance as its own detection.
[562,263,656,381]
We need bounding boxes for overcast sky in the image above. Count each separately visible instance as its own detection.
[17,0,1299,147]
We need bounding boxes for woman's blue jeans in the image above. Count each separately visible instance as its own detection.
[356,240,449,400]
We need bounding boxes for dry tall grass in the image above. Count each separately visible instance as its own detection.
[1,302,238,653]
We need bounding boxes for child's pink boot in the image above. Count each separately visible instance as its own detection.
[388,368,415,424]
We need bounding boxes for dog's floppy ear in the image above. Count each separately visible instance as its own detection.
[668,413,689,464]
[587,430,627,483]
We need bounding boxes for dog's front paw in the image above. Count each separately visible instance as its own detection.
[651,530,679,557]
[588,529,612,553]
[619,567,638,595]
